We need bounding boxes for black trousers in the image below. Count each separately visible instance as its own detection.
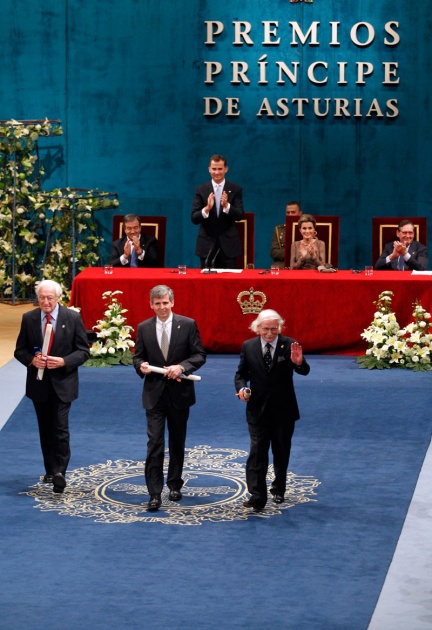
[33,383,71,476]
[246,401,295,506]
[145,388,190,495]
[199,243,237,269]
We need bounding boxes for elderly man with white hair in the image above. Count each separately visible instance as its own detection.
[14,280,89,494]
[235,309,310,511]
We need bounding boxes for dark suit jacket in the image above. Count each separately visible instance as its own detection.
[133,314,206,411]
[235,335,310,424]
[375,240,428,271]
[14,305,90,403]
[191,180,244,258]
[110,233,158,268]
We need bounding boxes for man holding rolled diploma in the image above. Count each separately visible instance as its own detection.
[133,284,206,511]
[235,309,310,511]
[14,280,89,494]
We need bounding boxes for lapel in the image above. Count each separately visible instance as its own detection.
[51,305,66,351]
[32,308,44,348]
[222,180,231,199]
[409,242,418,256]
[252,337,268,374]
[274,336,288,365]
[167,314,182,360]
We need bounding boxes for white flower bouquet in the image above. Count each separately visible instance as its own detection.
[357,291,432,371]
[84,290,135,367]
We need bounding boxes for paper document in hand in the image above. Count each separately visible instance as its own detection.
[37,323,53,381]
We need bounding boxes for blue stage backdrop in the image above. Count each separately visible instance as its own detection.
[0,0,430,269]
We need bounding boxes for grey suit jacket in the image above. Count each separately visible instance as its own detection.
[14,305,90,403]
[133,314,206,410]
[235,335,310,424]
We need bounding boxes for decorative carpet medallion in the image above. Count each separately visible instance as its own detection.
[22,445,320,526]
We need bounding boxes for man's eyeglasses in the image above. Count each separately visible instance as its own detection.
[260,327,279,333]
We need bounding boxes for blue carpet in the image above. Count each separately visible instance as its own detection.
[0,356,431,630]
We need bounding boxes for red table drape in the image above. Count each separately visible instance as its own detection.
[70,268,432,354]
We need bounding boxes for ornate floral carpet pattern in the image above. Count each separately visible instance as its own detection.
[0,356,431,629]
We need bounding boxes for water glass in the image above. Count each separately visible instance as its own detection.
[270,265,280,276]
[104,265,113,275]
[178,265,186,275]
[364,266,373,276]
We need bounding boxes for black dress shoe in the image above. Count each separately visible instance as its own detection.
[43,474,53,484]
[52,472,66,494]
[168,490,182,501]
[272,494,284,504]
[243,498,265,511]
[148,494,162,510]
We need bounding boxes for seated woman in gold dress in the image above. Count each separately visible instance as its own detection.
[290,214,326,269]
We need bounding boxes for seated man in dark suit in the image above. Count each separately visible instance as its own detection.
[375,219,428,271]
[110,213,158,267]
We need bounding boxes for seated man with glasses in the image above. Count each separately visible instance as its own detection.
[110,213,158,268]
[375,219,428,271]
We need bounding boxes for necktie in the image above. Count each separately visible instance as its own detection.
[215,184,222,217]
[161,323,169,360]
[130,244,138,267]
[397,255,404,271]
[44,313,55,355]
[264,342,273,373]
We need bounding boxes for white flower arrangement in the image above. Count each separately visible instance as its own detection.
[0,119,118,302]
[83,291,135,367]
[357,291,432,371]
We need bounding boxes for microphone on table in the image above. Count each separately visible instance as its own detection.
[201,246,218,274]
[209,248,220,270]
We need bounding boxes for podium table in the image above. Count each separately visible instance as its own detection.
[70,268,432,354]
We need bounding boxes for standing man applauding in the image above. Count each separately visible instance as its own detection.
[191,154,244,269]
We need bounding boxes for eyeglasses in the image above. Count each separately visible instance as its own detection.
[39,295,56,302]
[399,231,414,235]
[260,327,279,333]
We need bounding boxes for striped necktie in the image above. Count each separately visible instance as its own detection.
[44,313,55,355]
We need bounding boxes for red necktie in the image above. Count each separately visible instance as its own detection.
[44,313,55,355]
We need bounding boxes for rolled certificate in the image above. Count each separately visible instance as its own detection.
[235,387,251,400]
[37,323,53,381]
[146,364,201,381]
